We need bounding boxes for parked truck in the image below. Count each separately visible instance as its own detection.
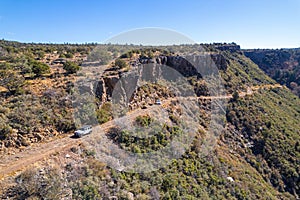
[74,125,92,138]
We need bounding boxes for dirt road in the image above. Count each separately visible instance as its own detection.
[0,84,282,180]
[0,105,157,180]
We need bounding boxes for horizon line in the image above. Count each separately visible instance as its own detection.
[0,38,299,50]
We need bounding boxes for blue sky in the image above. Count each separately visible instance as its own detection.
[0,0,299,48]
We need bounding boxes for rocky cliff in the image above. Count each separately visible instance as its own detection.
[92,53,229,109]
[244,48,300,96]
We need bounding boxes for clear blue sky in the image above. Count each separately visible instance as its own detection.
[0,0,299,48]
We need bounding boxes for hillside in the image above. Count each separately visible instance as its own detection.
[244,48,300,97]
[0,41,299,199]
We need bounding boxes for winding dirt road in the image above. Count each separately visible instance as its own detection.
[0,84,282,181]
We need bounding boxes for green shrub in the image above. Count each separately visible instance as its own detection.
[96,102,112,124]
[63,61,80,74]
[114,58,127,69]
[31,61,50,76]
[0,70,25,94]
[64,52,74,58]
[135,115,153,127]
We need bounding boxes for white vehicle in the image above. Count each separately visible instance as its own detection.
[155,99,162,105]
[74,125,92,138]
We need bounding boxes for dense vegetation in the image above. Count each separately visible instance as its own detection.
[226,88,300,197]
[244,49,300,97]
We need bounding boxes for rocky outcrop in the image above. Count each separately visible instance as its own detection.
[215,43,241,52]
[210,53,229,71]
[165,56,201,77]
[93,54,227,107]
[103,76,119,97]
[95,79,107,102]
